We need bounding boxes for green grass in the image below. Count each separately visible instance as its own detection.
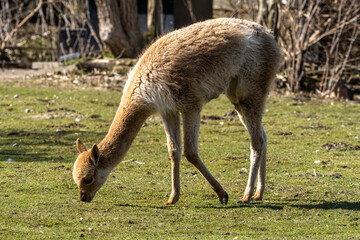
[0,83,359,239]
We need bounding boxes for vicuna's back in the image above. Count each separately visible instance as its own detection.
[127,17,281,112]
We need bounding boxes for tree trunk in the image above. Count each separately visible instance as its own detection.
[95,0,142,58]
[256,0,267,25]
[147,0,163,38]
[267,0,279,39]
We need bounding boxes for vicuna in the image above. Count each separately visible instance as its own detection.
[73,18,282,204]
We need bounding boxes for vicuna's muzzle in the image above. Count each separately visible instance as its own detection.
[79,191,93,202]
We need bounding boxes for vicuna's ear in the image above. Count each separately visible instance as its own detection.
[76,138,87,153]
[90,144,100,166]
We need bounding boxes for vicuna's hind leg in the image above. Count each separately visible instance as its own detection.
[235,99,267,203]
[182,111,229,204]
[162,111,182,204]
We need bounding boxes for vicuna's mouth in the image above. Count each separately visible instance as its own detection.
[79,192,94,202]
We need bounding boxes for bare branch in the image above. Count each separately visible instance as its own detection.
[0,1,58,51]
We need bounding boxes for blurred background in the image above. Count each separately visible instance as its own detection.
[0,0,359,99]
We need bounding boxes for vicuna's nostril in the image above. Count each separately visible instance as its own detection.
[80,192,87,201]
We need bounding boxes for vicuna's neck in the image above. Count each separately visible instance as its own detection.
[97,99,153,170]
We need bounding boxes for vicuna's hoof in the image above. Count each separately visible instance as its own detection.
[164,195,179,205]
[219,191,229,205]
[251,194,263,201]
[238,197,251,204]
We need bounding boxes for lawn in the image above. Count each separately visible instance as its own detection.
[0,82,359,239]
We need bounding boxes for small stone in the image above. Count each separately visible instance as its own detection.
[314,160,321,164]
[75,118,81,122]
[239,168,247,173]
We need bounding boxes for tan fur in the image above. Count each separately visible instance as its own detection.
[73,18,282,204]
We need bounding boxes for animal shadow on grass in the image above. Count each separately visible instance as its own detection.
[113,203,174,211]
[290,201,360,211]
[0,129,106,162]
[194,200,360,211]
[194,202,284,210]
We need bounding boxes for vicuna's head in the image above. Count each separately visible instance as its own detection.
[73,138,109,202]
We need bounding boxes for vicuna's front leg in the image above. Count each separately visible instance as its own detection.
[162,111,182,204]
[182,111,229,204]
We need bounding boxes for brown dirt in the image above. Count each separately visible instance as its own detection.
[0,64,75,80]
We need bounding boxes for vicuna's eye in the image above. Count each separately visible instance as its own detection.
[83,177,94,185]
